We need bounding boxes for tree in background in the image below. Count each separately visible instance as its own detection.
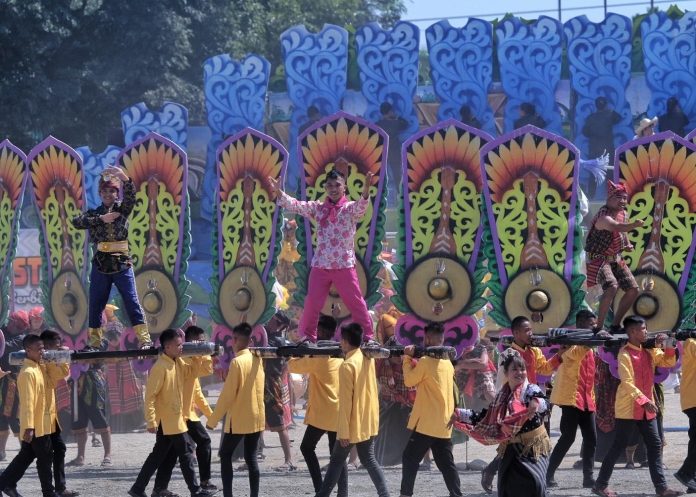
[0,0,405,151]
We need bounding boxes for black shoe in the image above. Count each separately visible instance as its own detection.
[128,489,148,497]
[200,482,217,492]
[192,490,215,497]
[547,478,558,488]
[675,472,696,491]
[2,488,23,497]
[583,477,596,488]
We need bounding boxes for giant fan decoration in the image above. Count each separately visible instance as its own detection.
[121,102,189,150]
[614,132,696,330]
[391,121,494,357]
[27,137,90,336]
[0,141,28,327]
[116,132,191,335]
[293,112,388,319]
[481,126,584,333]
[210,128,284,371]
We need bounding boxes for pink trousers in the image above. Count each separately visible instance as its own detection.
[299,267,374,341]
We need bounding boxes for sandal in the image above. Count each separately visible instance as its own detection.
[66,458,85,467]
[274,463,297,472]
[101,457,112,466]
[92,438,102,447]
[592,486,618,497]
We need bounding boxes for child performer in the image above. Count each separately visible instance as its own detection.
[268,169,375,342]
[128,329,213,497]
[399,322,462,497]
[288,315,347,496]
[315,323,389,497]
[593,316,681,497]
[0,335,55,497]
[71,166,151,349]
[206,323,265,497]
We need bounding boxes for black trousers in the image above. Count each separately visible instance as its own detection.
[400,430,462,497]
[678,407,696,478]
[51,428,67,492]
[596,418,667,492]
[316,436,389,497]
[300,424,347,497]
[0,434,55,496]
[131,425,201,494]
[154,420,212,489]
[546,406,596,479]
[219,431,261,497]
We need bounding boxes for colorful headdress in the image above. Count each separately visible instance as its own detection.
[499,346,521,364]
[607,180,628,199]
[99,172,121,191]
[28,306,44,320]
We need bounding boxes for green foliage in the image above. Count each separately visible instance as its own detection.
[0,0,405,150]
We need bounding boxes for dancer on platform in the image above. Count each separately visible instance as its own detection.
[315,323,389,497]
[288,315,347,497]
[399,322,462,497]
[268,169,376,342]
[207,322,265,497]
[585,181,644,332]
[128,329,213,497]
[453,348,551,497]
[546,309,599,489]
[71,166,151,349]
[0,335,55,497]
[675,328,696,492]
[481,315,563,494]
[152,326,218,496]
[593,316,681,497]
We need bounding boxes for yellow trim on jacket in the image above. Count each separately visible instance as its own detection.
[144,354,213,435]
[337,348,379,443]
[288,356,342,432]
[207,349,265,434]
[403,355,455,439]
[615,343,676,420]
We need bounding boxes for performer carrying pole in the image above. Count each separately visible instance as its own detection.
[674,330,696,492]
[399,322,462,497]
[268,169,376,343]
[585,181,644,332]
[592,316,681,497]
[71,166,151,349]
[288,315,347,497]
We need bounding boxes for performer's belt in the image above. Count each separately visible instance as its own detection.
[97,241,129,253]
[587,252,619,263]
[508,425,551,458]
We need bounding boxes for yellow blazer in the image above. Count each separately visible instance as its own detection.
[337,348,379,443]
[208,349,265,434]
[42,362,70,434]
[18,359,48,438]
[681,339,696,411]
[288,356,342,432]
[403,355,455,439]
[145,354,213,435]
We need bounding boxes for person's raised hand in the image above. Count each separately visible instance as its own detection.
[362,172,374,199]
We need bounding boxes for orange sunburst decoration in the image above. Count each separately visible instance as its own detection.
[301,112,383,186]
[406,122,486,191]
[28,137,84,210]
[0,140,27,208]
[218,130,284,202]
[120,134,184,204]
[484,131,574,203]
[618,135,696,210]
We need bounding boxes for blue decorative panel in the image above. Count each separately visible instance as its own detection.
[281,24,348,189]
[496,16,562,134]
[426,19,496,136]
[121,101,188,149]
[201,54,270,221]
[564,14,633,157]
[641,11,696,131]
[356,21,420,136]
[75,145,122,209]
